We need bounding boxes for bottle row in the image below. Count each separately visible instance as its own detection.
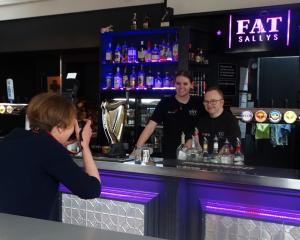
[188,44,209,65]
[104,66,176,90]
[129,8,173,30]
[177,129,244,166]
[191,72,207,97]
[104,38,179,64]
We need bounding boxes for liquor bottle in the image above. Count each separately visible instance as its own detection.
[121,42,128,63]
[131,12,137,30]
[163,72,170,88]
[165,40,172,61]
[138,40,146,63]
[195,48,204,64]
[154,72,162,88]
[145,41,152,62]
[151,43,160,62]
[146,70,154,89]
[128,44,137,63]
[160,8,172,27]
[186,128,202,162]
[105,42,113,64]
[202,136,209,162]
[142,13,150,29]
[200,73,207,97]
[159,40,167,62]
[177,132,187,161]
[172,35,179,61]
[188,43,194,62]
[129,66,137,89]
[195,48,202,63]
[137,65,145,89]
[105,72,113,90]
[220,139,233,164]
[122,66,129,90]
[114,44,121,63]
[113,67,122,90]
[211,135,220,163]
[233,138,244,165]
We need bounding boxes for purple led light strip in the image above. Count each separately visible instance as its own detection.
[228,15,232,49]
[286,9,291,46]
[60,185,158,204]
[202,200,300,225]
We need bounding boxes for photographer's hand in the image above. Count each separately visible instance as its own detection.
[80,120,92,149]
[79,120,100,181]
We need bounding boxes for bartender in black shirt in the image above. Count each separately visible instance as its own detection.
[187,86,241,153]
[134,70,205,159]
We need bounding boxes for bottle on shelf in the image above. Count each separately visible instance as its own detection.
[137,65,145,89]
[129,66,137,89]
[188,43,194,62]
[200,73,207,97]
[195,48,203,64]
[121,42,128,63]
[165,40,172,61]
[163,72,171,88]
[211,135,220,163]
[105,42,113,64]
[160,8,172,27]
[113,67,122,90]
[154,72,162,88]
[142,13,150,29]
[159,39,167,62]
[202,136,209,162]
[122,66,129,90]
[105,72,113,90]
[146,69,154,89]
[233,138,244,165]
[220,138,233,164]
[177,132,187,161]
[128,44,137,63]
[172,34,179,61]
[138,40,146,63]
[145,41,152,62]
[131,12,138,30]
[114,44,121,63]
[151,43,160,62]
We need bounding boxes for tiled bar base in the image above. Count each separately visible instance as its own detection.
[62,193,144,235]
[205,214,300,240]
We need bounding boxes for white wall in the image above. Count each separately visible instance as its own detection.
[168,0,300,15]
[0,0,162,21]
[0,0,300,21]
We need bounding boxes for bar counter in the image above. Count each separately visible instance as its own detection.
[60,157,300,240]
[0,213,164,240]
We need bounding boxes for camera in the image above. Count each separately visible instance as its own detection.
[69,120,85,142]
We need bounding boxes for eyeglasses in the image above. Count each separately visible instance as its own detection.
[203,99,223,105]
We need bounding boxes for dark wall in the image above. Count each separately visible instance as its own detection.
[0,4,165,102]
[0,4,164,52]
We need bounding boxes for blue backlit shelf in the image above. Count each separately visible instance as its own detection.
[101,61,178,66]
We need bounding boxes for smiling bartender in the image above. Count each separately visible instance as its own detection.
[187,86,241,153]
[134,70,205,159]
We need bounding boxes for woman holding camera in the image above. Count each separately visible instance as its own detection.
[0,93,101,220]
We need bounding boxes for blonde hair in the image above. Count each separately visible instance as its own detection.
[27,92,76,131]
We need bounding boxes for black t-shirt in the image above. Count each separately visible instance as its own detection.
[150,95,205,158]
[0,128,101,220]
[195,110,241,153]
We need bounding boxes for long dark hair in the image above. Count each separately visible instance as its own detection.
[175,70,194,83]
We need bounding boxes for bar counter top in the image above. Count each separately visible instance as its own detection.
[74,156,300,191]
[0,213,164,240]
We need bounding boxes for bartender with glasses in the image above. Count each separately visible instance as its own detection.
[187,86,240,153]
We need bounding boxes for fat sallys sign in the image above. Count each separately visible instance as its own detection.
[228,9,291,52]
